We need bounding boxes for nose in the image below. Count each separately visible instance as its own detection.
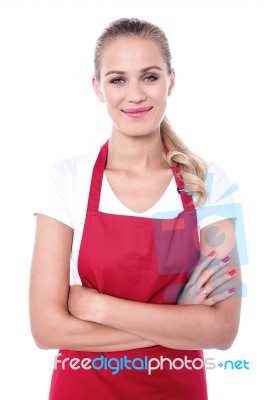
[126,81,147,103]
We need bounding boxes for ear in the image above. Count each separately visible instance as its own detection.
[92,76,105,103]
[167,69,175,96]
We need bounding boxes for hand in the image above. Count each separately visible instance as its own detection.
[177,252,237,306]
[68,285,100,321]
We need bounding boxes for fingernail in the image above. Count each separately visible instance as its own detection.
[208,251,216,257]
[228,288,236,294]
[222,256,230,263]
[228,269,236,277]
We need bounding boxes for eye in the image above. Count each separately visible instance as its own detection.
[144,75,158,82]
[110,78,125,85]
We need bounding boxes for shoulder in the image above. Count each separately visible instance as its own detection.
[47,146,100,185]
[196,161,239,230]
[205,160,231,183]
[204,160,239,204]
[34,146,100,228]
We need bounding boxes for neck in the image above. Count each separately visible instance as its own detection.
[107,131,167,172]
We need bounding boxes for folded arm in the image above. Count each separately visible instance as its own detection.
[69,219,242,351]
[30,215,241,351]
[29,214,156,351]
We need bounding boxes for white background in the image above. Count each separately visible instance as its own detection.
[0,0,265,398]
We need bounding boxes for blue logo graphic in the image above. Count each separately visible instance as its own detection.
[217,359,250,370]
[152,169,248,297]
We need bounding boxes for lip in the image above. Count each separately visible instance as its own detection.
[121,106,153,119]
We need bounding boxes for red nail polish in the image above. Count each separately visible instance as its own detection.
[228,288,236,294]
[228,269,236,276]
[222,256,230,263]
[208,251,216,257]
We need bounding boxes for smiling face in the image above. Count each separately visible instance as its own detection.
[93,37,175,138]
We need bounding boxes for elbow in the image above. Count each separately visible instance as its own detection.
[216,337,236,351]
[30,324,55,350]
[30,303,71,349]
[30,313,65,350]
[211,302,241,351]
[32,332,52,350]
[215,325,239,351]
[33,338,50,350]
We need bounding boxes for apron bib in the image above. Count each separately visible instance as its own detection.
[49,141,208,400]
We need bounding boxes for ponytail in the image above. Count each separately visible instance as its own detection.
[160,116,208,205]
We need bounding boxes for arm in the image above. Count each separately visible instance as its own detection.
[70,219,242,351]
[29,214,157,351]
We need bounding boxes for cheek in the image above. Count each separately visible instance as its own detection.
[149,84,168,104]
[103,87,123,107]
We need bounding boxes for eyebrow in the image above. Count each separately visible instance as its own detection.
[104,66,163,77]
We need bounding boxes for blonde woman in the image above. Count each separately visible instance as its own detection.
[30,18,242,399]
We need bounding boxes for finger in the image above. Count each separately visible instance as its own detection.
[209,262,237,283]
[203,287,236,306]
[196,257,231,291]
[178,288,206,305]
[204,255,231,274]
[197,268,215,291]
[194,258,233,300]
[195,256,231,289]
[213,268,237,288]
[202,268,237,296]
[186,251,217,288]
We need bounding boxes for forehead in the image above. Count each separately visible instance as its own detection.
[100,37,166,73]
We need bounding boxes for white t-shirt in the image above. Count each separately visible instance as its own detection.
[35,145,238,284]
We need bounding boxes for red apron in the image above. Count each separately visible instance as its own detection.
[49,140,208,399]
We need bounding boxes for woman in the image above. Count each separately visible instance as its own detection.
[30,18,242,399]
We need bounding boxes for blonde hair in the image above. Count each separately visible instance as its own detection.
[94,18,208,204]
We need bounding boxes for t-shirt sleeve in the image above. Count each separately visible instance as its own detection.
[33,159,74,228]
[196,161,240,231]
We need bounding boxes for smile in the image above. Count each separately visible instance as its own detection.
[121,107,153,119]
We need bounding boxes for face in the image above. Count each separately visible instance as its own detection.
[93,37,175,138]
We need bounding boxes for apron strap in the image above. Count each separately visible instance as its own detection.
[87,140,108,214]
[171,164,195,210]
[163,143,195,210]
